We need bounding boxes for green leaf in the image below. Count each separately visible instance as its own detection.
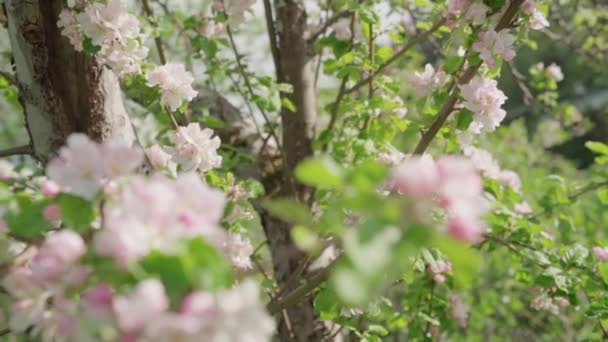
[140,238,234,304]
[6,194,48,238]
[598,188,608,205]
[586,141,608,155]
[140,252,192,305]
[456,109,474,130]
[83,38,102,55]
[263,198,312,225]
[295,157,344,189]
[433,237,480,288]
[57,194,96,232]
[291,225,322,253]
[186,238,234,290]
[444,56,464,74]
[376,46,393,63]
[281,98,296,112]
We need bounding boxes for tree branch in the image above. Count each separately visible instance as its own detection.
[262,0,282,81]
[413,0,525,155]
[343,17,446,96]
[307,10,353,43]
[267,258,338,314]
[225,22,283,150]
[0,145,32,158]
[141,0,167,65]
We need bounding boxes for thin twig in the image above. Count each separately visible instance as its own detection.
[361,22,375,131]
[0,145,32,158]
[528,181,608,220]
[262,0,282,81]
[307,10,353,43]
[343,17,446,96]
[275,255,312,298]
[141,0,167,65]
[224,22,283,150]
[267,258,338,314]
[506,60,534,106]
[319,13,356,152]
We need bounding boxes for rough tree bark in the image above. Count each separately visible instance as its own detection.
[4,0,134,161]
[261,0,329,340]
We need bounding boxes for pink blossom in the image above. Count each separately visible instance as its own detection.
[101,139,145,178]
[31,230,86,282]
[389,155,440,199]
[57,9,83,51]
[531,292,559,315]
[593,246,608,262]
[463,146,501,179]
[145,144,173,170]
[221,0,256,24]
[73,0,148,77]
[473,29,516,66]
[47,134,143,200]
[459,76,507,133]
[436,156,488,243]
[81,284,114,318]
[146,63,198,111]
[113,279,169,334]
[224,233,254,271]
[42,180,61,197]
[446,205,485,243]
[411,64,448,97]
[43,204,62,222]
[198,21,225,37]
[450,295,469,328]
[46,134,105,200]
[170,123,222,172]
[2,268,50,333]
[514,201,533,214]
[497,169,521,191]
[181,292,216,317]
[427,260,452,283]
[465,2,489,25]
[210,280,275,341]
[523,1,549,30]
[448,0,469,18]
[96,173,227,266]
[546,63,564,82]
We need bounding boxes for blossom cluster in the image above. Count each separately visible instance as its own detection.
[447,0,489,26]
[473,29,516,67]
[389,155,488,243]
[3,230,87,338]
[0,132,264,340]
[426,259,453,283]
[530,291,569,315]
[145,63,199,111]
[522,0,550,30]
[593,246,608,262]
[46,133,143,200]
[411,64,448,97]
[113,279,274,341]
[58,0,149,77]
[146,123,223,173]
[459,76,507,133]
[463,146,521,191]
[3,265,273,341]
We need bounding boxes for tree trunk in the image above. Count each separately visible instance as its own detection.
[262,0,329,340]
[4,0,134,161]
